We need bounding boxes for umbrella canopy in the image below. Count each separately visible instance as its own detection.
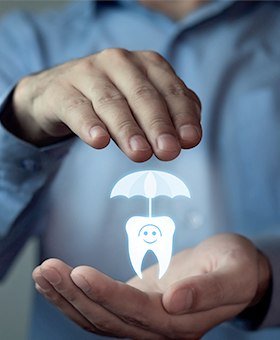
[111,170,190,199]
[111,170,190,217]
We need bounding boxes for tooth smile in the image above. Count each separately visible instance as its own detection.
[126,216,175,279]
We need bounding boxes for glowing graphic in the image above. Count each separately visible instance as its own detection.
[126,216,175,279]
[110,170,190,279]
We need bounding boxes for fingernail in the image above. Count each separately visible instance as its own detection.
[156,134,180,151]
[179,125,201,142]
[41,267,61,285]
[89,126,108,139]
[171,289,193,313]
[35,283,45,293]
[34,276,51,292]
[71,273,90,293]
[129,135,151,151]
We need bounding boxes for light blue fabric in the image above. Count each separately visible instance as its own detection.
[0,1,279,339]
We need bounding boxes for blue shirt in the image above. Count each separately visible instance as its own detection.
[0,1,280,339]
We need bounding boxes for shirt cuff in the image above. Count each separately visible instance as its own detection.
[255,237,280,328]
[0,87,74,237]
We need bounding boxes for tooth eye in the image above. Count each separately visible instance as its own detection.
[152,231,156,236]
[144,231,148,236]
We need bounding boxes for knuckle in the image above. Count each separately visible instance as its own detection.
[187,88,202,111]
[116,119,136,135]
[64,96,90,112]
[172,112,190,124]
[143,50,165,64]
[164,83,190,98]
[131,84,158,102]
[143,50,171,72]
[94,89,125,107]
[164,82,201,118]
[43,82,60,101]
[77,58,95,73]
[99,47,129,61]
[149,117,169,131]
[16,75,33,98]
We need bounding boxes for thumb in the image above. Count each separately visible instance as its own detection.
[162,268,257,315]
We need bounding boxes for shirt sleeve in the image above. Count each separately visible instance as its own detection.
[0,92,72,237]
[232,236,280,330]
[0,11,73,279]
[257,237,280,328]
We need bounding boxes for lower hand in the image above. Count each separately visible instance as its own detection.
[32,233,271,339]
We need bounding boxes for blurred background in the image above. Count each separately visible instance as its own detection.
[0,2,69,339]
[0,0,67,15]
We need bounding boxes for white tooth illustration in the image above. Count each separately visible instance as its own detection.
[125,216,175,279]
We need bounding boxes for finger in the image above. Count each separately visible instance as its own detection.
[40,259,160,339]
[74,71,152,162]
[72,267,227,339]
[48,85,110,149]
[162,267,257,315]
[72,266,247,340]
[98,49,181,161]
[139,51,202,148]
[32,266,98,334]
[71,266,171,335]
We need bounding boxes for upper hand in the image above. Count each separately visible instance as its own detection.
[11,49,201,162]
[33,234,271,339]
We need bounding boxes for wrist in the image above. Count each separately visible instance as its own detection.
[2,79,64,146]
[231,249,272,331]
[249,250,272,307]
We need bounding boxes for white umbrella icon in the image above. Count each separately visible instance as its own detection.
[110,170,191,279]
[110,170,191,217]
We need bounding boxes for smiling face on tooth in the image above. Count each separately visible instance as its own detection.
[138,225,162,244]
[126,216,175,279]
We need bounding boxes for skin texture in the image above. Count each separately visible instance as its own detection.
[33,234,271,339]
[7,49,202,162]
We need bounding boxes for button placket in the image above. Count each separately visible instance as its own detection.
[21,158,41,172]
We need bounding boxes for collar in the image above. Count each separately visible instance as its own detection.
[92,0,237,30]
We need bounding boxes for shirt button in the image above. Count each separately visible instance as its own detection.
[21,159,41,172]
[187,210,204,229]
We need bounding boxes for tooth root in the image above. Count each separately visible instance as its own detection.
[153,243,173,279]
[128,244,147,279]
[153,217,175,279]
[126,216,148,279]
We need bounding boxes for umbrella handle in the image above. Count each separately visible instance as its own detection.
[149,197,152,218]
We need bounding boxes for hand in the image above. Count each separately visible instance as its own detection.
[9,49,201,162]
[32,234,271,339]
